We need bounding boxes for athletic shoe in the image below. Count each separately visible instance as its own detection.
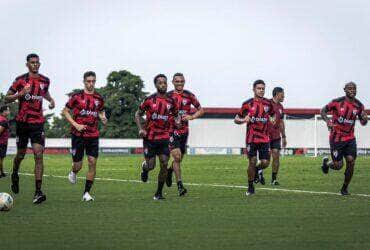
[153,193,165,200]
[11,172,19,194]
[166,167,173,187]
[271,180,280,186]
[0,172,6,178]
[178,187,187,196]
[141,161,149,182]
[321,157,329,174]
[33,191,46,204]
[246,186,255,196]
[258,170,265,185]
[68,171,77,184]
[82,192,94,201]
[341,187,350,196]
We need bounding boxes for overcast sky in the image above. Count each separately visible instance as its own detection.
[1,0,369,114]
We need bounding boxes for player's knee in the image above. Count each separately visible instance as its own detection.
[261,160,270,168]
[173,153,182,163]
[334,161,343,170]
[16,152,26,160]
[34,150,43,160]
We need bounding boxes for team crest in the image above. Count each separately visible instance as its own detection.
[352,109,358,115]
[264,106,270,112]
[40,83,44,90]
[71,149,76,156]
[182,100,187,105]
[94,100,100,107]
[167,104,171,110]
[279,109,282,114]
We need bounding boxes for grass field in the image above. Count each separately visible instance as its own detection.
[1,154,370,250]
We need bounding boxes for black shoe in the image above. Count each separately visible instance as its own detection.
[11,173,19,194]
[246,186,255,196]
[271,180,280,186]
[33,191,46,204]
[321,157,329,174]
[0,172,6,178]
[259,171,265,185]
[141,161,149,182]
[166,168,173,187]
[153,193,165,200]
[178,187,187,196]
[341,187,350,196]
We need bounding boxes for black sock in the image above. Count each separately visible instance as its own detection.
[35,180,42,192]
[272,172,277,181]
[342,183,348,190]
[248,180,254,189]
[328,161,335,169]
[156,181,165,195]
[177,181,183,189]
[84,180,93,193]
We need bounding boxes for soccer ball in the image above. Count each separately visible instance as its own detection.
[0,192,14,211]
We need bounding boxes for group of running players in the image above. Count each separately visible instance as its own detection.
[0,53,367,204]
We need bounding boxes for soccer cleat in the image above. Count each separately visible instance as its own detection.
[153,193,165,200]
[178,187,187,196]
[258,171,265,185]
[321,157,329,174]
[166,168,173,187]
[82,192,94,201]
[68,171,77,184]
[33,191,46,204]
[341,187,350,196]
[0,172,6,178]
[11,172,19,194]
[141,161,149,182]
[245,186,255,196]
[271,180,280,186]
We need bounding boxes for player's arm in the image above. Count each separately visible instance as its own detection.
[98,110,107,126]
[280,119,287,148]
[4,85,31,103]
[359,108,368,126]
[234,103,250,125]
[44,91,55,110]
[321,104,334,130]
[62,107,86,132]
[0,125,5,135]
[135,109,147,138]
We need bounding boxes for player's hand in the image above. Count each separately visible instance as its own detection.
[100,116,108,125]
[74,123,87,132]
[282,137,287,148]
[19,84,31,97]
[139,129,147,138]
[48,99,55,110]
[361,111,368,121]
[182,115,193,121]
[326,120,335,130]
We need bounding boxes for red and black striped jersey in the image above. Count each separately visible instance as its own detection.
[167,90,201,135]
[66,90,105,138]
[238,97,275,144]
[268,99,284,140]
[8,73,50,124]
[325,97,367,143]
[139,93,178,141]
[0,115,10,145]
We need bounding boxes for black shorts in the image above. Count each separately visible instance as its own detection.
[143,139,170,158]
[246,143,270,160]
[71,134,99,162]
[169,133,188,155]
[270,138,281,150]
[330,139,357,162]
[0,144,7,158]
[16,122,45,149]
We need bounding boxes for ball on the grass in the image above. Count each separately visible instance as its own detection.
[0,192,14,211]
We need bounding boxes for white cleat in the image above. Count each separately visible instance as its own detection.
[82,192,94,202]
[68,171,77,184]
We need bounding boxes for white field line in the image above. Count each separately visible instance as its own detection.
[18,173,370,198]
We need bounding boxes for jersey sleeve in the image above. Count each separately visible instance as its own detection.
[139,98,150,112]
[238,103,249,117]
[8,78,21,93]
[98,97,105,111]
[325,100,337,112]
[170,97,179,116]
[0,121,8,128]
[65,95,76,109]
[190,93,201,109]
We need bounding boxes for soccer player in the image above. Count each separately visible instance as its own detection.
[166,73,204,196]
[63,71,107,202]
[234,80,275,196]
[5,53,55,204]
[320,82,367,195]
[0,106,11,178]
[135,74,180,200]
[268,87,287,185]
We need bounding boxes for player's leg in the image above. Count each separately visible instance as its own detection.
[255,143,271,185]
[171,148,187,196]
[0,144,6,177]
[322,142,344,174]
[11,123,28,194]
[68,135,84,184]
[341,140,357,195]
[141,140,156,182]
[31,142,46,204]
[270,139,281,185]
[82,138,99,201]
[153,141,170,200]
[246,143,257,195]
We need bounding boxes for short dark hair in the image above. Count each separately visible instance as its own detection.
[272,87,284,97]
[0,105,9,113]
[173,72,184,79]
[344,81,356,88]
[253,79,265,88]
[26,53,39,62]
[154,74,167,84]
[83,71,96,80]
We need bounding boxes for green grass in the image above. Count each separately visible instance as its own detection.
[1,154,370,250]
